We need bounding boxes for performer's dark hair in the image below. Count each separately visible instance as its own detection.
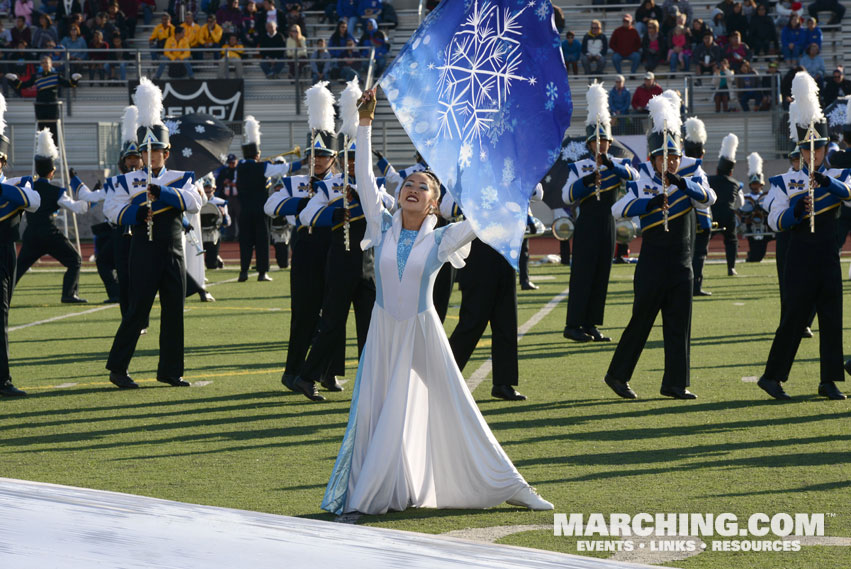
[35,161,54,178]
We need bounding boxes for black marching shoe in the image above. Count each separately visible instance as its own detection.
[728,268,737,276]
[292,377,325,401]
[109,371,139,389]
[257,272,273,282]
[802,327,813,338]
[563,326,593,342]
[818,382,846,400]
[61,295,88,304]
[604,375,637,399]
[0,380,26,396]
[756,376,791,400]
[520,281,539,290]
[660,386,698,399]
[237,271,249,282]
[320,376,344,392]
[281,373,297,392]
[694,289,712,296]
[157,376,190,387]
[583,326,611,342]
[200,291,215,302]
[491,385,527,401]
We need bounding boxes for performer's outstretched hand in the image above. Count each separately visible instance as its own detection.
[358,89,377,124]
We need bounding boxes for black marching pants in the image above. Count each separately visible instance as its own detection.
[95,229,120,300]
[566,217,615,328]
[0,243,16,381]
[203,239,221,269]
[692,229,710,293]
[713,211,738,271]
[16,227,81,299]
[239,210,270,273]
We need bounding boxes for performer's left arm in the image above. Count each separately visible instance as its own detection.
[70,174,105,202]
[436,219,477,269]
[666,172,717,209]
[815,169,851,200]
[153,174,202,213]
[264,159,302,178]
[57,188,89,215]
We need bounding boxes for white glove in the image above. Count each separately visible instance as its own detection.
[71,73,82,81]
[5,73,18,82]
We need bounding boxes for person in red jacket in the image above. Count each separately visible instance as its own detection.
[610,14,643,75]
[631,71,663,111]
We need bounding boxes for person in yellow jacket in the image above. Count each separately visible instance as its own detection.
[149,13,174,62]
[182,11,202,60]
[218,33,245,78]
[155,25,194,79]
[198,14,224,60]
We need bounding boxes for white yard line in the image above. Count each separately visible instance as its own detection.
[466,286,570,393]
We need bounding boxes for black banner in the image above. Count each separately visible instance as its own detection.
[128,79,244,122]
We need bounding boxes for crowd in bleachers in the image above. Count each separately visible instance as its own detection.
[557,0,848,112]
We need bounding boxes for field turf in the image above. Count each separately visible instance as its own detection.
[1,256,848,567]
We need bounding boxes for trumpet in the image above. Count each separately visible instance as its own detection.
[271,145,301,161]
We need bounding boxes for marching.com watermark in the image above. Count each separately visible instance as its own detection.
[553,513,837,553]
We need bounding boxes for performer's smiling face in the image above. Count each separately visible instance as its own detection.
[800,146,826,169]
[399,172,438,216]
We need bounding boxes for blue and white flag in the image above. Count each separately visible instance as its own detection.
[380,0,572,267]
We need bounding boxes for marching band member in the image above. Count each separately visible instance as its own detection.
[200,175,229,270]
[605,94,716,400]
[104,78,202,389]
[264,136,344,400]
[758,72,851,401]
[741,152,772,263]
[236,116,302,283]
[0,95,40,397]
[683,117,714,296]
[561,81,638,343]
[5,55,81,139]
[708,134,745,276]
[15,128,90,304]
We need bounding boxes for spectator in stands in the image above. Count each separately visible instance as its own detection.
[0,21,12,48]
[708,9,727,46]
[775,0,804,29]
[259,21,286,78]
[667,23,690,72]
[712,58,734,111]
[157,24,194,79]
[218,33,245,77]
[780,13,804,63]
[88,12,117,44]
[55,0,82,24]
[580,20,607,76]
[334,37,362,82]
[635,0,664,37]
[761,60,781,106]
[286,23,307,77]
[258,0,286,33]
[199,13,224,59]
[32,14,59,49]
[660,6,680,38]
[62,13,87,42]
[724,31,751,71]
[139,0,156,25]
[799,16,822,51]
[663,0,692,24]
[42,0,59,18]
[631,71,663,112]
[11,16,31,47]
[358,18,389,74]
[357,0,382,25]
[241,1,262,47]
[736,60,763,110]
[329,19,355,57]
[60,25,88,73]
[311,37,332,82]
[748,4,778,56]
[88,29,110,83]
[725,2,748,41]
[337,0,359,38]
[15,0,34,25]
[822,66,851,105]
[217,0,244,34]
[284,3,307,36]
[609,75,631,116]
[183,11,202,58]
[641,18,666,71]
[561,30,580,75]
[693,30,722,75]
[117,0,139,37]
[106,32,132,80]
[780,64,803,106]
[807,0,844,25]
[106,2,128,39]
[149,13,174,62]
[800,43,826,84]
[688,17,706,49]
[610,14,642,76]
[716,0,736,19]
[43,39,66,72]
[7,40,35,77]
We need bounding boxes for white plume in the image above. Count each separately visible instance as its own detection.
[35,128,59,159]
[121,105,138,144]
[648,95,681,134]
[305,81,336,133]
[244,115,261,145]
[0,93,6,137]
[683,117,707,144]
[584,80,610,128]
[661,89,682,113]
[747,152,763,177]
[135,77,163,127]
[719,133,738,161]
[339,77,363,140]
[788,101,799,140]
[789,71,824,128]
[846,97,851,125]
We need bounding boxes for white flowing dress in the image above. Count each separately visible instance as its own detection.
[321,126,528,516]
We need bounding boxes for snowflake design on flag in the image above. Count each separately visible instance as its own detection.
[546,82,558,100]
[480,185,498,209]
[436,0,532,160]
[561,141,588,162]
[827,105,847,127]
[459,141,473,168]
[535,0,549,21]
[164,120,181,135]
[195,125,206,134]
[182,147,193,158]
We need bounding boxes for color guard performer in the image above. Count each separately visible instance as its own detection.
[0,95,40,397]
[605,95,716,400]
[708,134,745,276]
[562,81,638,343]
[757,72,851,401]
[15,128,90,303]
[104,78,202,389]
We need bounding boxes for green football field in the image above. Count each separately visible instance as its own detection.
[1,255,848,568]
